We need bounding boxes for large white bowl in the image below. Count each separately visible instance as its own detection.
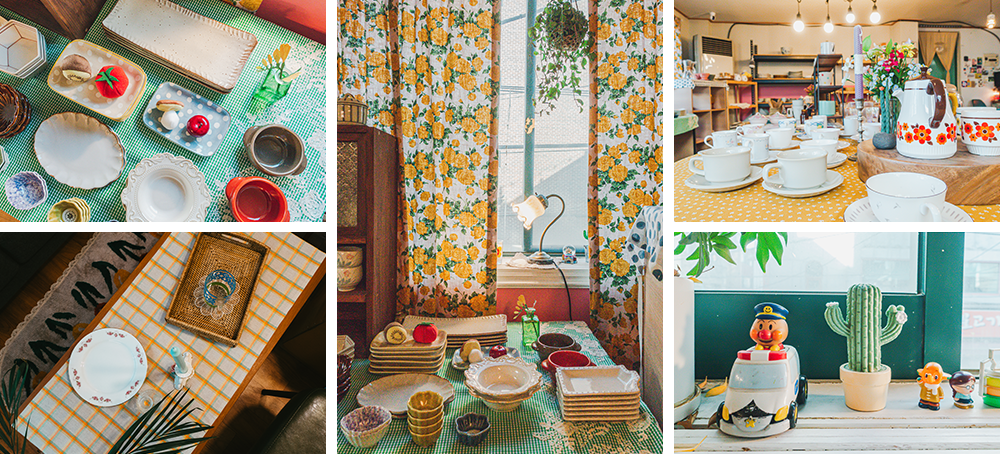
[121,153,209,222]
[465,356,541,398]
[34,112,125,189]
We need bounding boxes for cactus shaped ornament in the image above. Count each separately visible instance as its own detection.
[824,284,907,411]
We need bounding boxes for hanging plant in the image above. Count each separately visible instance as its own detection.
[528,0,593,115]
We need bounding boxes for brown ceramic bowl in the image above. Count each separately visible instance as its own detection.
[531,333,581,360]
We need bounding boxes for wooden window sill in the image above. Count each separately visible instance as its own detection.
[676,381,1000,451]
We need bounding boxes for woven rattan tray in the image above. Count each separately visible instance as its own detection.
[166,233,269,347]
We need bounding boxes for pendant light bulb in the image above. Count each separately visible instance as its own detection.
[870,1,881,24]
[846,3,856,23]
[824,1,833,32]
[794,13,805,32]
[989,13,996,29]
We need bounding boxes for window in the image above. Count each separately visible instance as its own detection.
[497,0,588,255]
[961,233,1000,369]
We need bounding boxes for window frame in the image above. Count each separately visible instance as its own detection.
[691,232,964,380]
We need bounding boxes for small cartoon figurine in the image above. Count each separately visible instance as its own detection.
[750,303,788,351]
[917,362,951,410]
[950,370,977,409]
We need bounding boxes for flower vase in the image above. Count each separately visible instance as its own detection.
[522,308,540,347]
[250,69,293,113]
[880,95,898,135]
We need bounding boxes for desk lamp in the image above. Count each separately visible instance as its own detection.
[511,193,564,265]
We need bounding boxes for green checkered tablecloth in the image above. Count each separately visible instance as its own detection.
[337,322,664,454]
[0,0,326,221]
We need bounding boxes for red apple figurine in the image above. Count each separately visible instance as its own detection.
[489,345,508,358]
[187,115,210,137]
[412,323,438,344]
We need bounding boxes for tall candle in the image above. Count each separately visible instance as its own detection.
[854,25,864,101]
[169,346,189,375]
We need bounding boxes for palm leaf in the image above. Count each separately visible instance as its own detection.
[0,360,30,454]
[108,389,213,454]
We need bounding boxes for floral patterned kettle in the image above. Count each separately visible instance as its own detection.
[894,66,957,159]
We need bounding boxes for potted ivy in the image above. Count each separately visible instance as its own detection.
[672,233,786,424]
[528,0,592,115]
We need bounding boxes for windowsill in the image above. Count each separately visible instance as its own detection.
[497,257,588,289]
[676,380,1000,451]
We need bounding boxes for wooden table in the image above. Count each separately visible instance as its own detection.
[674,139,1000,222]
[676,381,1000,451]
[16,232,326,454]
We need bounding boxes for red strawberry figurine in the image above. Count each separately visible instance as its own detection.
[412,323,438,344]
[95,66,128,99]
[187,115,210,137]
[489,345,508,358]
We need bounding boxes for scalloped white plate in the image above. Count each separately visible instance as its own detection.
[356,373,454,418]
[121,153,209,222]
[556,366,640,397]
[68,328,147,407]
[34,112,125,189]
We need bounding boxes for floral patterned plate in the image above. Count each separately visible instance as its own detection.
[67,328,147,407]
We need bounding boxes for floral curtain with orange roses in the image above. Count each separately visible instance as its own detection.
[588,0,663,369]
[337,0,501,319]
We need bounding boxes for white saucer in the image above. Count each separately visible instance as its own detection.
[685,167,763,193]
[843,198,973,222]
[827,152,847,168]
[751,152,779,165]
[769,142,799,151]
[762,170,844,198]
[837,140,851,150]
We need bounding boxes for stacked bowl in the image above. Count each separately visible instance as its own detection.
[407,391,443,447]
[0,83,31,138]
[337,354,351,403]
[464,355,543,411]
[337,246,363,291]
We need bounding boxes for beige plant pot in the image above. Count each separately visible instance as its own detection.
[839,363,892,411]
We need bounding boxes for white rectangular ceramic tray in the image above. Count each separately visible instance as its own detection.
[370,329,447,351]
[141,82,232,157]
[402,314,507,336]
[102,0,257,92]
[47,40,147,121]
[556,366,641,397]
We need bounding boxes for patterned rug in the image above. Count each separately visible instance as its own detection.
[0,233,159,392]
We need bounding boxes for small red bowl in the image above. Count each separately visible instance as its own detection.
[540,350,594,380]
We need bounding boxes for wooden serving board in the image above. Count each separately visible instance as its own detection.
[857,140,1000,205]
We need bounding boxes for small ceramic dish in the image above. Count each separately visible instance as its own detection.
[410,425,443,447]
[531,332,581,360]
[541,350,595,381]
[47,40,147,121]
[141,82,232,156]
[47,198,91,222]
[408,419,443,435]
[338,246,364,268]
[407,411,442,428]
[0,21,45,78]
[34,112,125,189]
[407,391,443,418]
[121,153,210,222]
[340,405,391,448]
[5,171,46,210]
[455,413,490,446]
[203,269,236,307]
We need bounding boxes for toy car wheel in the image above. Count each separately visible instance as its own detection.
[788,401,798,429]
[797,375,808,405]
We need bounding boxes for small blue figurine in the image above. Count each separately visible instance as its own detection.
[950,370,976,409]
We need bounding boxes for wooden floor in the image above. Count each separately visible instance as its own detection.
[0,232,325,454]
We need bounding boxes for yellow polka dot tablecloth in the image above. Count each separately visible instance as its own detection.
[674,140,1000,222]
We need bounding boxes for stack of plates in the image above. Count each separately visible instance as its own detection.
[0,21,47,79]
[555,366,642,422]
[402,315,507,349]
[337,353,351,403]
[338,335,355,360]
[369,328,447,374]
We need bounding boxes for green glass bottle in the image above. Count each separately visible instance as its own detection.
[522,307,540,347]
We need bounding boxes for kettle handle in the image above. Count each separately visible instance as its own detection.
[926,78,947,129]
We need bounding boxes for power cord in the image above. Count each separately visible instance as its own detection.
[551,260,573,321]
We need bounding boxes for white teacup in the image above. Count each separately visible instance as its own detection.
[736,124,765,136]
[865,172,946,222]
[777,118,797,129]
[763,149,828,189]
[689,146,751,183]
[705,130,739,148]
[766,128,794,149]
[740,133,770,162]
[862,122,881,141]
[811,127,842,141]
[800,139,839,162]
[844,116,859,136]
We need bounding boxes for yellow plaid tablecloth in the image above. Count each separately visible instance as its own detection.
[17,232,325,454]
[674,140,1000,222]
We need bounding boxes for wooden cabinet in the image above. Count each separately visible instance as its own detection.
[337,124,398,359]
[0,0,107,39]
[692,80,728,152]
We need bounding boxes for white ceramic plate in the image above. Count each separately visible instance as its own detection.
[827,152,848,168]
[121,153,210,222]
[102,0,257,92]
[685,166,763,193]
[750,151,779,165]
[141,82,232,157]
[47,40,147,121]
[68,328,147,407]
[369,354,446,366]
[556,366,640,397]
[370,329,447,352]
[762,170,844,198]
[843,198,973,222]
[356,373,455,418]
[34,112,125,189]
[402,315,507,337]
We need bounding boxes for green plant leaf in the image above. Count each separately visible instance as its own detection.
[712,244,736,265]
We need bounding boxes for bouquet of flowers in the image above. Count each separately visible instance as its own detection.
[843,38,921,133]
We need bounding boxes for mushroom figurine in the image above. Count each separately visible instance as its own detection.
[59,54,92,82]
[95,66,128,99]
[155,100,184,130]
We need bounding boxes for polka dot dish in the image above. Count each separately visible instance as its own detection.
[141,82,232,157]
